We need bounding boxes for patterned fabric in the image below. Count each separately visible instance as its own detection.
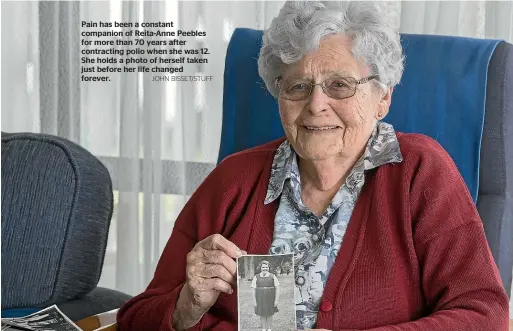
[265,122,403,329]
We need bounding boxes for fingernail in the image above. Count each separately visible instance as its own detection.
[236,249,243,258]
[241,250,248,255]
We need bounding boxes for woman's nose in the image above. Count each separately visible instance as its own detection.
[308,85,330,114]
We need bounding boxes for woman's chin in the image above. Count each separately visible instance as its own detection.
[299,149,338,161]
[295,141,342,161]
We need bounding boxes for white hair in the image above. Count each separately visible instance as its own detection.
[257,1,404,98]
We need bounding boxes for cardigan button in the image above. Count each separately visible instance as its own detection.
[320,300,333,312]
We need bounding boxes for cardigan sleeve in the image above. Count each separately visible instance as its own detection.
[116,223,238,331]
[116,163,240,331]
[335,223,510,331]
[336,136,510,331]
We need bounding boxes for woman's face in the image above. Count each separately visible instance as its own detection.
[261,264,270,273]
[278,34,391,161]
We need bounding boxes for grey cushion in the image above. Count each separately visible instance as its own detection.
[1,132,113,308]
[57,287,131,321]
[478,41,513,297]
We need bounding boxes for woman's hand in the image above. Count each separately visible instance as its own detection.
[172,234,243,330]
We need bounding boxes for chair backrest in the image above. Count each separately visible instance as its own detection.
[220,28,513,296]
[1,132,113,308]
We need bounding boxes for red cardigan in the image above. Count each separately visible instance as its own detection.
[117,133,509,331]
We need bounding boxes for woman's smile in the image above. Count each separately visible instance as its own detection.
[301,125,341,133]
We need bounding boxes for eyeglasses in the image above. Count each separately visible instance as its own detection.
[275,75,379,101]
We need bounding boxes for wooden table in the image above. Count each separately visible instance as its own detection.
[74,316,513,331]
[75,309,118,331]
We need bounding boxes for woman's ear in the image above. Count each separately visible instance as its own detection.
[376,87,393,120]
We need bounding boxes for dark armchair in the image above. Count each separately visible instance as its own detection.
[1,132,131,321]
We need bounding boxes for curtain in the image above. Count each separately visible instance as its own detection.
[2,1,512,313]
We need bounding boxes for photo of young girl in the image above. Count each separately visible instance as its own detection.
[237,254,295,331]
[252,260,279,330]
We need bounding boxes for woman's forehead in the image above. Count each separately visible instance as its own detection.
[282,42,365,79]
[284,69,355,81]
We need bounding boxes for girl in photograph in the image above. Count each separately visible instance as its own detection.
[251,260,280,331]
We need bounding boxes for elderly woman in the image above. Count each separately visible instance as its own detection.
[118,2,509,331]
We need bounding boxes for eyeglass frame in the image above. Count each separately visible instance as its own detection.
[274,75,380,101]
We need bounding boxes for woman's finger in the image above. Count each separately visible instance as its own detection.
[201,248,237,276]
[197,234,242,259]
[203,278,233,294]
[199,263,235,284]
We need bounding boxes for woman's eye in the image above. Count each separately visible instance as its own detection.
[289,83,309,91]
[331,81,349,88]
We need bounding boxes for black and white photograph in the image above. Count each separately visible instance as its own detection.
[237,254,295,331]
[1,305,81,331]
